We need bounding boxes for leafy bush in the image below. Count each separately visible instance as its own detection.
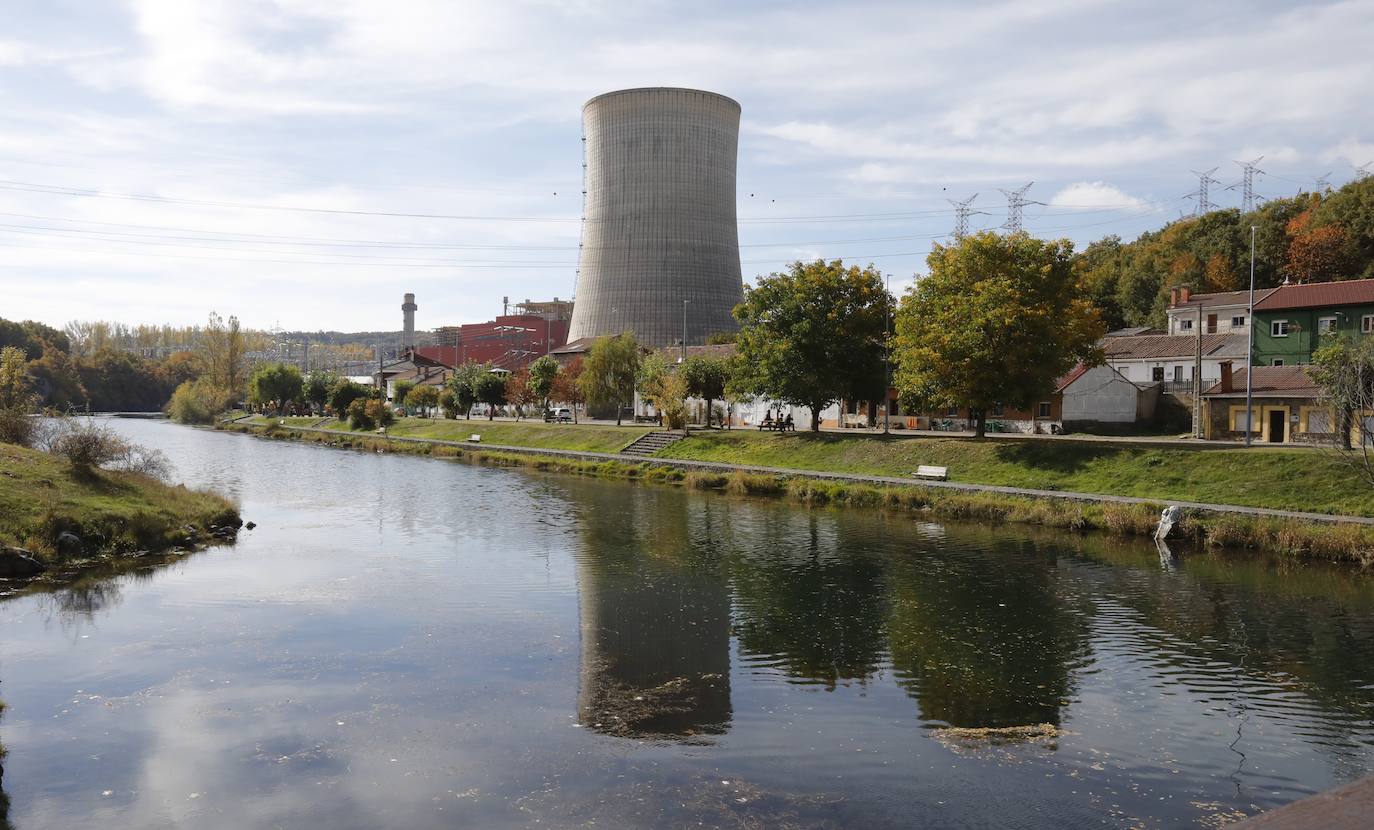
[367,399,395,429]
[166,378,234,424]
[347,398,374,430]
[0,407,33,446]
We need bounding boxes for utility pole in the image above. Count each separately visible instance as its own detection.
[1193,304,1202,439]
[949,193,978,240]
[883,272,892,435]
[681,299,689,364]
[1184,168,1220,215]
[1231,157,1265,213]
[999,183,1035,234]
[1244,225,1257,446]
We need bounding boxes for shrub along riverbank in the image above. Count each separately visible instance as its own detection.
[218,419,1374,564]
[0,441,240,578]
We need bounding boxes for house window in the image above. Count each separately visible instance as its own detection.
[946,406,959,417]
[1172,366,1184,382]
[1179,319,1193,331]
[1271,319,1289,337]
[1152,367,1165,382]
[989,405,1004,417]
[1364,314,1374,334]
[1232,315,1246,328]
[1037,402,1052,418]
[1306,410,1332,434]
[1234,410,1253,431]
[1317,316,1338,335]
[1272,359,1285,367]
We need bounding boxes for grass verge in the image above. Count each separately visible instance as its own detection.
[218,421,1374,564]
[0,442,240,561]
[243,415,655,453]
[657,430,1374,517]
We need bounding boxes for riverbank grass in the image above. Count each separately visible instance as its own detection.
[657,431,1374,517]
[0,442,239,559]
[245,415,655,453]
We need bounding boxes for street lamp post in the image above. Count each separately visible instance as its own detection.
[681,299,689,364]
[1245,225,1257,446]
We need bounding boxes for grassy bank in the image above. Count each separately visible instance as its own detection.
[219,421,1374,564]
[0,442,240,561]
[243,415,654,453]
[657,431,1374,518]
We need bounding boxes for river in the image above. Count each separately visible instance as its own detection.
[1,418,1372,828]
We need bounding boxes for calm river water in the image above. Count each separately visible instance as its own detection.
[2,419,1373,828]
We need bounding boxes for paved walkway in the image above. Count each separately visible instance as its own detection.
[259,423,1374,526]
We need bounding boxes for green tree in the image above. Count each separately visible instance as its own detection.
[447,362,485,420]
[474,370,507,420]
[167,378,235,424]
[527,354,560,414]
[438,388,460,419]
[407,383,439,417]
[1311,337,1373,476]
[894,232,1105,437]
[26,345,87,410]
[681,354,731,428]
[327,379,370,418]
[248,363,304,415]
[579,333,641,425]
[733,259,891,431]
[302,370,338,415]
[392,379,415,410]
[0,345,36,445]
[635,352,671,421]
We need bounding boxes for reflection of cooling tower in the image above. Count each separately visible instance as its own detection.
[566,88,744,348]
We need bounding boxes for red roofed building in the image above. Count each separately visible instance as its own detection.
[1252,278,1374,367]
[1201,362,1335,443]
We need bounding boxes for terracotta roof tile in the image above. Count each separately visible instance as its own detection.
[1172,288,1276,308]
[1202,365,1322,397]
[1102,333,1246,360]
[1253,278,1374,311]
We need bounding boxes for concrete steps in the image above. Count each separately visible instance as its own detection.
[620,431,686,456]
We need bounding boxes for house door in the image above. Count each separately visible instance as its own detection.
[1206,313,1218,333]
[1267,409,1286,443]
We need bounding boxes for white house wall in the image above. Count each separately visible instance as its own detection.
[1062,365,1139,423]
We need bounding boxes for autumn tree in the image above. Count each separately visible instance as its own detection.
[733,259,891,431]
[392,379,415,409]
[1311,337,1374,479]
[198,312,247,399]
[504,367,537,420]
[407,384,439,417]
[893,232,1105,437]
[552,357,586,422]
[578,333,641,425]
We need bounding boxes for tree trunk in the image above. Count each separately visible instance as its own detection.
[811,404,822,432]
[616,404,622,426]
[974,409,987,438]
[705,397,714,428]
[488,408,494,421]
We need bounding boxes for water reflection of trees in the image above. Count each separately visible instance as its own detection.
[885,535,1092,728]
[561,477,1374,759]
[729,512,889,689]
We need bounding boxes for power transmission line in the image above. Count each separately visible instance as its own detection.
[1183,167,1220,215]
[999,183,1036,233]
[1357,162,1372,180]
[1228,157,1265,212]
[1313,172,1332,193]
[948,193,978,240]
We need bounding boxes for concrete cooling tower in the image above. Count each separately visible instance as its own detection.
[566,88,744,348]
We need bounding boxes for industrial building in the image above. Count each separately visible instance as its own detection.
[566,87,745,349]
[420,297,570,370]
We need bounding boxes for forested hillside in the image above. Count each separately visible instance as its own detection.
[1073,176,1374,329]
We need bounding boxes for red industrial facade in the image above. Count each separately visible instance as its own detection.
[416,314,569,370]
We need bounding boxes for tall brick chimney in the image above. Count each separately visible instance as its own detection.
[1179,285,1191,304]
[1169,287,1179,307]
[1218,360,1233,393]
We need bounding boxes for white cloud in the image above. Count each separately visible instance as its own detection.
[1050,182,1144,209]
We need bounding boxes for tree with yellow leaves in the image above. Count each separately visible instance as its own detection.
[893,232,1105,438]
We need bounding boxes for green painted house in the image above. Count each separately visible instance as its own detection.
[1251,278,1374,366]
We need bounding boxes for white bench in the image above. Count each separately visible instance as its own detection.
[914,465,948,481]
[468,434,481,443]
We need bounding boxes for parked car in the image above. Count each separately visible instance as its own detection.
[545,407,573,423]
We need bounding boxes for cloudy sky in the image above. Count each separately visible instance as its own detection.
[2,0,1371,332]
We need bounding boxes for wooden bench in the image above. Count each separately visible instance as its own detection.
[468,434,481,443]
[914,465,948,481]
